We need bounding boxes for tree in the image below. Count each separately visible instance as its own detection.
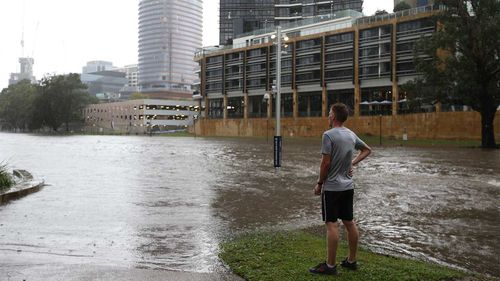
[407,0,500,148]
[0,80,37,131]
[394,2,412,12]
[34,74,93,132]
[374,9,389,16]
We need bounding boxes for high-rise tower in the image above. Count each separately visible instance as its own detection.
[219,0,363,46]
[138,0,202,95]
[219,0,275,45]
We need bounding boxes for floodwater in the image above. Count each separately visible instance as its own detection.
[0,132,499,277]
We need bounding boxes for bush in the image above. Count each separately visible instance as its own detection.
[0,163,13,190]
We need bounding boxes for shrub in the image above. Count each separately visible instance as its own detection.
[0,163,13,190]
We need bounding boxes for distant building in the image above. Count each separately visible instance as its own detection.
[82,61,114,74]
[83,99,200,134]
[138,0,202,97]
[8,57,36,86]
[80,71,128,102]
[113,64,139,99]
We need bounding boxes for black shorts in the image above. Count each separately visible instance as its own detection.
[322,189,354,222]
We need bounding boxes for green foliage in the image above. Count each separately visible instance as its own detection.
[374,9,389,15]
[0,80,37,131]
[406,0,500,147]
[0,74,95,132]
[129,92,149,100]
[394,2,412,12]
[220,230,474,281]
[0,163,13,190]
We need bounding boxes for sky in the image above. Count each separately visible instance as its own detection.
[0,0,393,91]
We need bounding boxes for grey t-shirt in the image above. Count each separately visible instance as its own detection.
[321,127,368,192]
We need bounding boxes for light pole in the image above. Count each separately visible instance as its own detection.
[273,26,283,169]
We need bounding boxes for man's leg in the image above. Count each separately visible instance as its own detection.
[342,220,359,262]
[326,221,340,265]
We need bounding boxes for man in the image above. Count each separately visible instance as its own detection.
[309,103,372,275]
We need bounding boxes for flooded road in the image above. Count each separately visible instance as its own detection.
[0,133,499,277]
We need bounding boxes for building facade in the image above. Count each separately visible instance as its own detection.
[83,99,199,134]
[274,0,363,26]
[138,0,203,94]
[219,0,363,45]
[219,0,275,45]
[197,5,441,121]
[82,61,114,74]
[80,71,128,101]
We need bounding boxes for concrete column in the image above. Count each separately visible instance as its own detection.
[223,95,228,120]
[244,92,249,119]
[392,83,398,116]
[204,97,209,119]
[293,89,298,118]
[435,102,442,112]
[391,21,399,116]
[354,86,361,118]
[322,86,327,117]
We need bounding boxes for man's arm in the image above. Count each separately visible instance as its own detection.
[314,153,331,195]
[351,145,372,167]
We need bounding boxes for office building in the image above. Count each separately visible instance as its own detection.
[81,71,128,101]
[219,0,364,45]
[138,0,203,95]
[196,5,440,121]
[274,0,363,26]
[219,0,275,45]
[82,61,114,74]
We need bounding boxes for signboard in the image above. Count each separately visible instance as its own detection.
[274,136,282,168]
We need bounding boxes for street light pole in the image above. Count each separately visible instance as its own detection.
[274,26,282,169]
[276,26,282,138]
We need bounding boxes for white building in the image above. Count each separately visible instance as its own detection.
[84,99,199,134]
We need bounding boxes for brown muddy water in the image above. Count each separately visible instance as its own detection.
[0,133,499,277]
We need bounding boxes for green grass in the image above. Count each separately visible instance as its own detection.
[0,163,14,190]
[358,134,481,148]
[220,229,492,281]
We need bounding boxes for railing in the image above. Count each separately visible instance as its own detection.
[355,5,444,26]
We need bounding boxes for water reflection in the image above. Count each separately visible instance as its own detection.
[0,133,498,277]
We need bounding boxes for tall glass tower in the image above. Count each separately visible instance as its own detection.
[138,0,202,94]
[219,0,275,45]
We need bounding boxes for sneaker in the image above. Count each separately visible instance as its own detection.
[340,257,358,270]
[309,262,337,275]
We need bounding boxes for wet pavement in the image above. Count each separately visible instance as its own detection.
[0,132,499,278]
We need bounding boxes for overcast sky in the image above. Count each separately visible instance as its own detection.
[0,0,393,90]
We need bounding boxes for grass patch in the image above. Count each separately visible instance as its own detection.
[359,134,481,148]
[220,229,490,281]
[0,163,14,190]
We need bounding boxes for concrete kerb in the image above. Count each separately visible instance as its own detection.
[0,170,45,204]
